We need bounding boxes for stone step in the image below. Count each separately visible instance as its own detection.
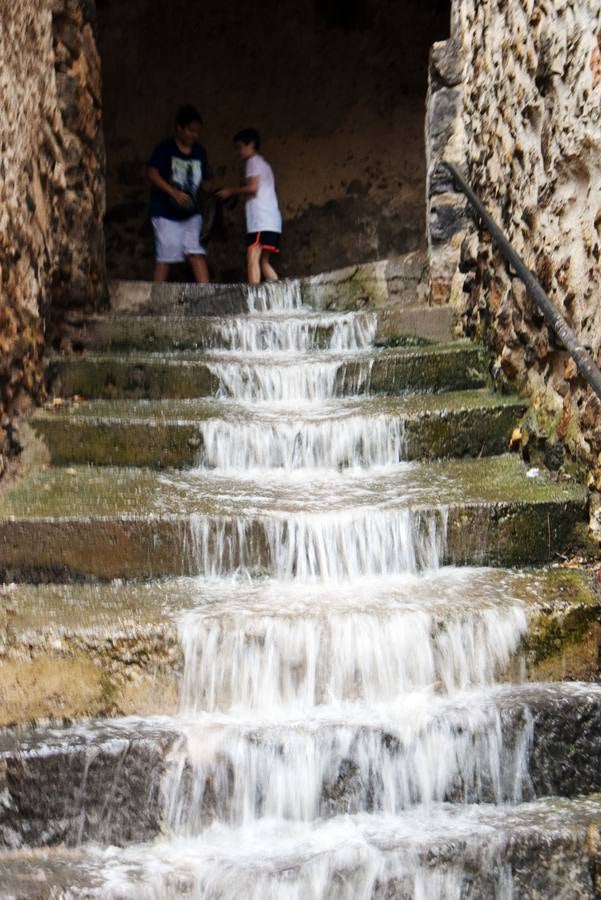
[375,303,455,345]
[46,342,487,400]
[31,390,525,467]
[3,796,601,898]
[0,456,587,580]
[107,277,338,317]
[74,310,376,353]
[1,568,599,726]
[108,279,253,316]
[1,684,601,850]
[71,305,453,354]
[106,255,425,316]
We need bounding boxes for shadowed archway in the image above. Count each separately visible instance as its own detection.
[96,0,451,282]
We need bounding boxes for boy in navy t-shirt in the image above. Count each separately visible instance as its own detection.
[147,105,213,283]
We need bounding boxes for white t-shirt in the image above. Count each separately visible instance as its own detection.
[245,154,282,234]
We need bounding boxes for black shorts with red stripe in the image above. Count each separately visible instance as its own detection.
[246,231,281,253]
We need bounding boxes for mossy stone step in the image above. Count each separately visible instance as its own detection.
[0,567,599,726]
[31,390,525,467]
[77,312,377,354]
[46,343,488,400]
[2,685,601,851]
[0,455,587,579]
[72,305,453,353]
[106,262,420,316]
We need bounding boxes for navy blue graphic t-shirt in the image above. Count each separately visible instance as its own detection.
[148,139,211,221]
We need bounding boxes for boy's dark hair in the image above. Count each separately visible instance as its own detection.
[234,128,261,150]
[175,105,203,129]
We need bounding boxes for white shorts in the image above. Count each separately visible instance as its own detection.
[152,215,206,263]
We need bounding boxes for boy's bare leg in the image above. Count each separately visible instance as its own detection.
[153,262,170,283]
[247,244,262,285]
[260,252,278,282]
[188,254,210,284]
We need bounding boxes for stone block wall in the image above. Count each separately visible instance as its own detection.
[0,0,105,476]
[427,0,601,480]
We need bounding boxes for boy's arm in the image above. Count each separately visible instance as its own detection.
[147,166,190,206]
[217,176,259,201]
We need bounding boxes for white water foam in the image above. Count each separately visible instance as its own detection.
[78,803,550,899]
[163,692,532,833]
[177,600,527,713]
[207,356,374,403]
[186,507,447,580]
[245,280,303,313]
[205,311,377,354]
[196,414,404,469]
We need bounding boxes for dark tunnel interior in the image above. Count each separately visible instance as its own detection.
[96,0,452,281]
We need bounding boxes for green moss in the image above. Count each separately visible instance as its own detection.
[32,418,200,468]
[446,499,588,567]
[369,343,488,393]
[47,355,219,400]
[0,454,586,518]
[536,567,599,604]
[323,266,376,311]
[403,400,525,460]
[381,335,434,348]
[336,268,370,310]
[526,607,599,665]
[518,568,601,676]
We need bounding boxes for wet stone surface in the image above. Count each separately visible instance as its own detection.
[31,390,525,468]
[0,723,175,849]
[1,275,597,896]
[2,686,601,850]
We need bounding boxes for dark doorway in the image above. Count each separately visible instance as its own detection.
[96,0,451,281]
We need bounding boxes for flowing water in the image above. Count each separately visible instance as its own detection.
[27,282,551,897]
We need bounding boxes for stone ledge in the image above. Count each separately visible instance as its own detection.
[46,343,488,400]
[0,567,600,727]
[3,798,601,899]
[30,392,524,467]
[2,686,601,849]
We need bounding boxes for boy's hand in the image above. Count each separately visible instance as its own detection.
[171,188,191,205]
[216,188,234,200]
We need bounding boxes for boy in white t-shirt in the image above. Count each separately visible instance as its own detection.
[217,129,282,284]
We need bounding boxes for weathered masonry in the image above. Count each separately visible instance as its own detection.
[427,0,601,487]
[0,0,105,477]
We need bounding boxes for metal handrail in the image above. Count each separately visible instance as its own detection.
[442,162,601,402]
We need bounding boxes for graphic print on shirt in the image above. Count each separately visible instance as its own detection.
[171,157,203,196]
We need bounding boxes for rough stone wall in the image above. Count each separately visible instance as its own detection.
[0,0,106,476]
[96,0,449,282]
[427,0,601,480]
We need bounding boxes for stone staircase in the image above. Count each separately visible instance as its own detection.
[1,267,601,898]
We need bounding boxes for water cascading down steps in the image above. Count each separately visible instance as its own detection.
[1,271,600,898]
